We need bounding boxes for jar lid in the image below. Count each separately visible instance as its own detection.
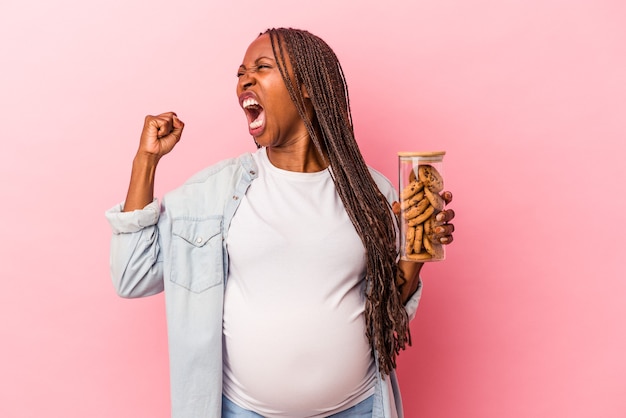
[398,151,446,157]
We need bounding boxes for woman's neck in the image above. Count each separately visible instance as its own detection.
[266,138,328,173]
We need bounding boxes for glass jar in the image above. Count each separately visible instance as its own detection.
[398,151,446,262]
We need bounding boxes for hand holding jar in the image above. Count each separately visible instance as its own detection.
[396,151,455,262]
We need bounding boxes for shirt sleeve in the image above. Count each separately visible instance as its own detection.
[404,279,423,321]
[105,199,165,298]
[105,199,160,233]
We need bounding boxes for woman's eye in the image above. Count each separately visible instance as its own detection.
[236,64,271,77]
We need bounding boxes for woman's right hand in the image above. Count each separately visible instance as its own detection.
[138,112,185,160]
[122,112,184,212]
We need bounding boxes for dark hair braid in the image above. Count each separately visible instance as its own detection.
[265,27,411,375]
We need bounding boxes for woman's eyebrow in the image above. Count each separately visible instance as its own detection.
[239,56,276,69]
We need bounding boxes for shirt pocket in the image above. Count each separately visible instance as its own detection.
[170,217,224,293]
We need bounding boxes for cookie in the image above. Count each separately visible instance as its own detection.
[418,164,444,193]
[406,252,432,261]
[400,190,425,211]
[403,198,430,220]
[413,224,424,254]
[424,187,445,211]
[400,180,424,200]
[408,205,435,226]
[423,215,434,238]
[405,226,415,255]
[423,234,444,259]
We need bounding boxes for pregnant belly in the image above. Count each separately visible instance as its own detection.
[223,300,375,416]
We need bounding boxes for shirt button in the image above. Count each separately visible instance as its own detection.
[196,237,203,244]
[233,195,239,200]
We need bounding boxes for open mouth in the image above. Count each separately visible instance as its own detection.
[242,97,265,132]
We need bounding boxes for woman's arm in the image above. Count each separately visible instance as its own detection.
[397,259,423,304]
[123,112,184,212]
[105,112,185,298]
[394,193,455,304]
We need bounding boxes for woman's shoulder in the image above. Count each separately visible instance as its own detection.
[183,152,255,186]
[164,152,256,204]
[367,166,397,203]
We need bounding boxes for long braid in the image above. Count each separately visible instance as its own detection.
[266,28,410,375]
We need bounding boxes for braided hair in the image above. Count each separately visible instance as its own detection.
[264,27,410,375]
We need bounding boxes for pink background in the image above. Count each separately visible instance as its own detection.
[1,0,625,417]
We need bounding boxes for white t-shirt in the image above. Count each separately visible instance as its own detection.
[222,148,376,417]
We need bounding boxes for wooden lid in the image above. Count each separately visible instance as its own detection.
[398,151,446,157]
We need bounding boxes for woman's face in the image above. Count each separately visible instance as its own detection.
[236,34,308,148]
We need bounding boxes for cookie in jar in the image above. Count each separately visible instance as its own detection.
[398,151,446,262]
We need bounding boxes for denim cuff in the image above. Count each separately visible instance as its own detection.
[105,199,160,234]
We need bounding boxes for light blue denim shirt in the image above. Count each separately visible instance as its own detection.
[106,152,422,418]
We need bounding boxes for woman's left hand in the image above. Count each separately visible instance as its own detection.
[392,190,455,247]
[393,190,455,303]
[431,190,455,245]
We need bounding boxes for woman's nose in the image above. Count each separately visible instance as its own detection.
[238,71,256,90]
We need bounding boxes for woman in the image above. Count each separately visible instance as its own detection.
[106,28,455,418]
